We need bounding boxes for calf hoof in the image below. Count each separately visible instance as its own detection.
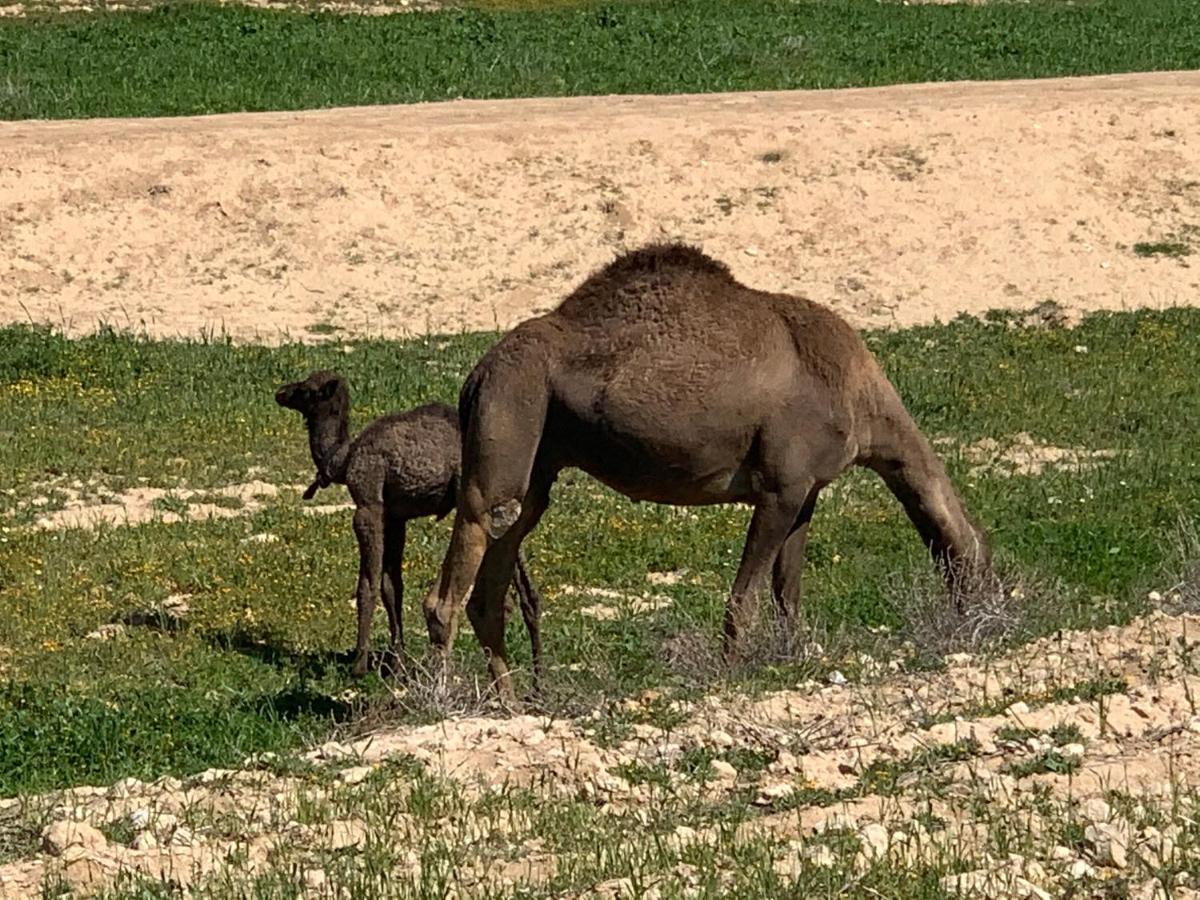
[350,652,370,679]
[380,650,407,681]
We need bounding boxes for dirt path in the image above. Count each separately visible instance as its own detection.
[3,70,1199,343]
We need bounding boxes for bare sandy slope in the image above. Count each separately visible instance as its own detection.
[3,70,1200,344]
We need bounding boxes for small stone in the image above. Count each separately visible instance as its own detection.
[1086,822,1129,869]
[43,820,108,856]
[337,765,374,785]
[710,760,738,781]
[1051,845,1075,862]
[241,532,279,544]
[1006,701,1031,716]
[827,670,847,686]
[1083,798,1112,824]
[857,823,889,860]
[169,826,195,847]
[131,830,158,850]
[709,730,735,748]
[1067,859,1097,880]
[85,623,126,641]
[806,844,836,867]
[1061,743,1086,759]
[755,782,796,805]
[305,869,327,890]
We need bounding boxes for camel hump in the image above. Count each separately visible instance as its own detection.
[554,243,739,318]
[595,243,734,282]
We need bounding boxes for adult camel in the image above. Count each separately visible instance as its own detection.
[422,243,992,704]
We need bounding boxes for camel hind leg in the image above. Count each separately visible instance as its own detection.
[858,391,992,600]
[421,360,550,701]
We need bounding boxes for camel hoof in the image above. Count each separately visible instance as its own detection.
[350,653,370,679]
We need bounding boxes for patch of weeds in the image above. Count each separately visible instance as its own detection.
[1133,241,1191,258]
[99,816,138,847]
[1047,676,1126,704]
[758,150,784,164]
[1048,722,1084,745]
[151,494,190,517]
[191,492,244,510]
[305,322,339,335]
[1004,749,1080,779]
[996,725,1040,744]
[614,761,673,790]
[859,738,980,795]
[714,195,736,216]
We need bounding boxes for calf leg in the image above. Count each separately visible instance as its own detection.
[380,518,407,677]
[351,504,386,678]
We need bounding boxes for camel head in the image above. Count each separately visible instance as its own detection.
[274,369,349,421]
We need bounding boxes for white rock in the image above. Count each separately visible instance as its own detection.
[708,730,735,748]
[710,760,738,781]
[1067,859,1097,880]
[1061,743,1086,759]
[131,830,158,850]
[85,623,126,641]
[43,820,108,856]
[1086,822,1129,869]
[857,823,889,860]
[755,782,796,805]
[337,765,374,785]
[806,845,836,867]
[1082,797,1112,824]
[827,670,847,686]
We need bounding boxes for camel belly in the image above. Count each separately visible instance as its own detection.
[548,410,762,505]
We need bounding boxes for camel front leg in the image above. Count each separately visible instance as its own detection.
[770,485,822,629]
[725,488,812,663]
[351,505,386,678]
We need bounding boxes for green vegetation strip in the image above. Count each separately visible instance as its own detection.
[2,0,1200,120]
[0,307,1197,795]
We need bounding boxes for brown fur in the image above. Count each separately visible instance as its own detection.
[274,371,543,687]
[422,243,993,704]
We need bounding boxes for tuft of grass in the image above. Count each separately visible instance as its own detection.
[0,0,1199,120]
[1133,241,1192,258]
[1004,749,1080,779]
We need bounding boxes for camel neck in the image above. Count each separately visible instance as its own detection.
[306,408,351,485]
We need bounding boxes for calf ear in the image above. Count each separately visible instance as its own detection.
[318,379,340,401]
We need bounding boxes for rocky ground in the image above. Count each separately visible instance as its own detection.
[5,606,1200,897]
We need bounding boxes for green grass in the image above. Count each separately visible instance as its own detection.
[0,307,1198,796]
[2,0,1200,120]
[1133,241,1193,259]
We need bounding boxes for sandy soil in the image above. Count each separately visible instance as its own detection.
[3,70,1199,343]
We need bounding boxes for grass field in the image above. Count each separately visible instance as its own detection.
[1,307,1197,801]
[2,0,1200,119]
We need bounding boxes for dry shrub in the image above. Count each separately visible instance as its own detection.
[1160,516,1200,612]
[890,559,1033,659]
[662,598,828,686]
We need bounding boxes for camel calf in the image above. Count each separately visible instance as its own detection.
[422,243,993,704]
[275,371,542,687]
